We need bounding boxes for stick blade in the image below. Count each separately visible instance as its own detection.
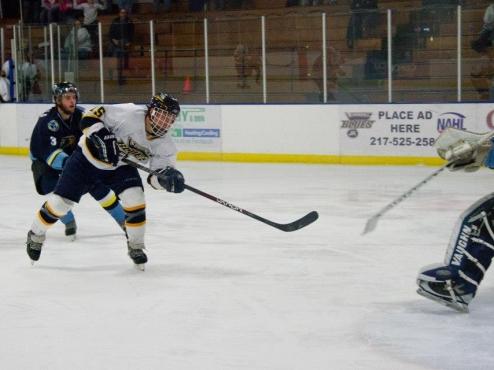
[362,216,379,235]
[276,211,319,232]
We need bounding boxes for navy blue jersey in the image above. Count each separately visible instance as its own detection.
[30,106,84,171]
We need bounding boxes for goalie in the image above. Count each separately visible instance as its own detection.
[417,128,494,312]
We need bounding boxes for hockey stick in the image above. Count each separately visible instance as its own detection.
[362,163,448,235]
[362,130,494,235]
[121,158,319,232]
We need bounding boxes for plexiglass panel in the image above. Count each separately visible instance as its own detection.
[392,5,458,103]
[154,19,205,104]
[264,13,322,103]
[462,6,491,102]
[5,5,490,104]
[327,8,387,103]
[207,16,262,103]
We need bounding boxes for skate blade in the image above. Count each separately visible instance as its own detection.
[66,234,76,242]
[417,288,469,313]
[134,263,145,271]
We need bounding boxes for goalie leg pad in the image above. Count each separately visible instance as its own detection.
[445,193,494,284]
[417,193,494,311]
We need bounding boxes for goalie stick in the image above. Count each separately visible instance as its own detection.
[362,163,448,235]
[362,129,494,235]
[121,158,319,232]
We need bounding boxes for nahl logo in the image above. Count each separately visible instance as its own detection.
[437,112,465,133]
[340,112,374,138]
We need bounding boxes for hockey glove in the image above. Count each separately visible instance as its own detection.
[150,167,185,193]
[445,140,491,173]
[86,127,120,166]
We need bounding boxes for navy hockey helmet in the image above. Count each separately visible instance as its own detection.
[147,92,180,137]
[52,81,79,103]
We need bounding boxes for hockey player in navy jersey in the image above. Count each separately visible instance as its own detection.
[26,92,184,270]
[29,82,126,240]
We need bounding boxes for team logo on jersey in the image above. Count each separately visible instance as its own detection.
[47,120,60,132]
[117,138,151,161]
[340,112,374,138]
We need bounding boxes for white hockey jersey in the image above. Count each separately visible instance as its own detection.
[78,103,177,171]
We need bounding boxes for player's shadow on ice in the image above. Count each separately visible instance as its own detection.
[71,232,125,240]
[36,263,253,278]
[142,264,254,279]
[401,285,494,316]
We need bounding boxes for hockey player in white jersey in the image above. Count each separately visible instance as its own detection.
[26,93,184,270]
[417,128,494,312]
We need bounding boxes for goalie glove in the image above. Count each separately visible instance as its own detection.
[86,124,120,166]
[147,167,185,193]
[437,135,491,173]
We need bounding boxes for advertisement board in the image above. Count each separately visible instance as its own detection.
[171,105,222,152]
[338,104,482,157]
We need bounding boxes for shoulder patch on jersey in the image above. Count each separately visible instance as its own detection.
[47,120,60,132]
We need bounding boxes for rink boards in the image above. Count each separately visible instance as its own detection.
[1,102,494,165]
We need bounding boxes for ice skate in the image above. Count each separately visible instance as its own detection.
[26,231,45,264]
[417,281,472,313]
[128,242,147,271]
[64,220,77,241]
[416,264,475,313]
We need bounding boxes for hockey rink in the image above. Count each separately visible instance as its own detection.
[1,154,493,370]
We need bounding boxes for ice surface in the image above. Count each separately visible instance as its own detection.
[1,155,493,370]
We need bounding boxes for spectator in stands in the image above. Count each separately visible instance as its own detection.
[346,0,378,49]
[23,0,42,23]
[311,46,346,102]
[471,3,494,54]
[40,0,60,25]
[0,70,11,103]
[59,0,75,23]
[73,0,107,46]
[2,53,15,101]
[64,16,93,59]
[470,3,494,101]
[109,8,134,85]
[116,0,134,14]
[19,55,38,102]
[154,0,172,13]
[233,44,260,89]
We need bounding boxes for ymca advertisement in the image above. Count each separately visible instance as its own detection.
[171,105,222,152]
[338,104,487,157]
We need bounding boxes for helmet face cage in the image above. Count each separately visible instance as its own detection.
[52,82,79,103]
[149,107,177,137]
[147,93,180,137]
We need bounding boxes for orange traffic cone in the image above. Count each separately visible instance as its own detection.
[183,75,192,94]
